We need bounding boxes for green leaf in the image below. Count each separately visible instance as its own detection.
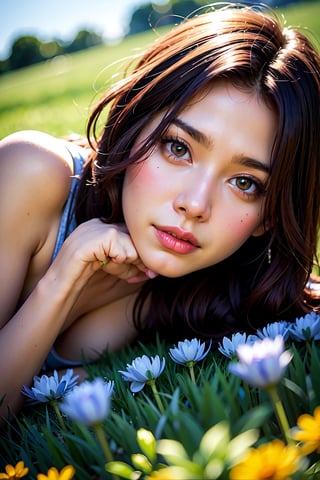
[235,404,272,433]
[310,343,320,408]
[41,427,66,466]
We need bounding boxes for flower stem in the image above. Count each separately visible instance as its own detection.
[267,385,292,444]
[51,401,66,430]
[149,381,165,414]
[93,423,114,464]
[94,424,120,480]
[188,364,196,383]
[306,341,312,357]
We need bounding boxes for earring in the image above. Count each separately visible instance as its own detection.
[267,247,272,264]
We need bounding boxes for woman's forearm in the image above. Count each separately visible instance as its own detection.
[0,264,86,422]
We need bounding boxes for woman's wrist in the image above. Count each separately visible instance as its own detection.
[37,261,86,308]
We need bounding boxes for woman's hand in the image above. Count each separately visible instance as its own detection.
[53,218,156,286]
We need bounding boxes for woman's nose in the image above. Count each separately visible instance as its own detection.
[173,176,212,221]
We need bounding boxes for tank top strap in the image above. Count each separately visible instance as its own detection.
[50,142,86,262]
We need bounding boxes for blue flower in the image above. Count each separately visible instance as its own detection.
[229,335,292,389]
[169,338,211,366]
[21,369,79,404]
[288,311,320,341]
[119,355,166,393]
[218,332,258,359]
[256,321,290,341]
[60,378,114,426]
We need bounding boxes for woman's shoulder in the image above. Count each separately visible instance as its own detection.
[0,130,74,174]
[0,130,74,209]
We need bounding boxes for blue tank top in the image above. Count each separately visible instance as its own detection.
[51,142,86,262]
[43,142,87,370]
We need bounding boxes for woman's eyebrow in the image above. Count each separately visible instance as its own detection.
[237,157,271,175]
[172,118,271,175]
[172,118,214,150]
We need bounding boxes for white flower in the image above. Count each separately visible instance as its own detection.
[60,378,114,426]
[169,338,211,366]
[288,312,320,341]
[229,336,292,389]
[21,369,79,404]
[119,355,165,393]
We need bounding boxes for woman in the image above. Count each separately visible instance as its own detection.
[0,4,319,420]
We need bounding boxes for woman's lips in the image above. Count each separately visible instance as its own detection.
[154,225,199,254]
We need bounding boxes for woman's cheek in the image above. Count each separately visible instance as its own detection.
[124,160,169,202]
[224,209,263,240]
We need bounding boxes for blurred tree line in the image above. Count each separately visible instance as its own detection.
[0,29,103,74]
[1,0,316,74]
[127,0,314,35]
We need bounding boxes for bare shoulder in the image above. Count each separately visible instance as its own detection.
[0,130,77,214]
[0,130,74,184]
[0,131,79,323]
[0,129,81,250]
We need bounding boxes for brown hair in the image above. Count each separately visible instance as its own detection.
[76,4,320,342]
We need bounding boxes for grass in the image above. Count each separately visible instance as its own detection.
[0,1,319,139]
[1,335,320,478]
[0,29,165,139]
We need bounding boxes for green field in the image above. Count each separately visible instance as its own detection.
[0,1,319,139]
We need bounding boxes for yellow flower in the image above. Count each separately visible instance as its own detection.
[37,465,75,480]
[229,440,301,480]
[292,406,320,454]
[0,461,29,479]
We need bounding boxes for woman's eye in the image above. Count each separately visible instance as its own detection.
[160,136,190,161]
[230,176,264,197]
[236,177,255,191]
[170,142,188,157]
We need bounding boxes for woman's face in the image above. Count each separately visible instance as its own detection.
[122,80,277,277]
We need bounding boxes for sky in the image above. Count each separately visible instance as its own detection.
[0,0,153,60]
